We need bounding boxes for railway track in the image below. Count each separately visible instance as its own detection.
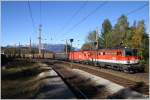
[50,65,89,99]
[46,64,147,99]
[50,65,123,99]
[53,61,149,95]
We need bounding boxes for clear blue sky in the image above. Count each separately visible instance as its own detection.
[1,1,149,48]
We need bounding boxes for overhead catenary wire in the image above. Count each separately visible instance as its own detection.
[64,2,147,38]
[27,1,36,31]
[60,1,88,32]
[64,1,108,34]
[62,2,148,49]
[112,3,148,23]
[27,0,37,47]
[126,3,148,16]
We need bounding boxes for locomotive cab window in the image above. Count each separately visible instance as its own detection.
[125,49,136,56]
[125,50,132,56]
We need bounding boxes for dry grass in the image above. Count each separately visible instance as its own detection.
[1,60,51,99]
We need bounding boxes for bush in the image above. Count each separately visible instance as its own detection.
[139,59,149,73]
[1,54,13,66]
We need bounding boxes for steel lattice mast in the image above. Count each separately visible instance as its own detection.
[38,24,42,55]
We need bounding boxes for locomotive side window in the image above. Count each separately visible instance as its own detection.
[103,52,105,55]
[117,52,121,55]
[87,53,90,57]
[98,52,103,55]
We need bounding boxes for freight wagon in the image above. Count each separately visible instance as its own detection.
[54,52,68,61]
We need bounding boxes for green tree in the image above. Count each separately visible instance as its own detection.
[113,15,129,47]
[132,20,145,49]
[126,21,137,48]
[81,43,93,50]
[101,19,112,48]
[86,30,97,42]
[81,30,100,50]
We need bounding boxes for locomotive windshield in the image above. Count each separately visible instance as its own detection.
[125,49,137,56]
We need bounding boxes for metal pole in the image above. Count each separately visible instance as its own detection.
[71,42,72,67]
[14,43,16,57]
[30,37,31,53]
[66,39,68,57]
[96,27,99,49]
[70,39,74,68]
[29,37,32,58]
[18,42,20,58]
[39,24,42,56]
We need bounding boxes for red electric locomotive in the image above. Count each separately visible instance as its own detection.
[69,48,143,73]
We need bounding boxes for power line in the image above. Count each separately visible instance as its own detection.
[126,3,148,16]
[62,2,148,48]
[112,3,148,23]
[60,1,88,32]
[64,1,108,34]
[27,1,36,30]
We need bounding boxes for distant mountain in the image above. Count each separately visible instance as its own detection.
[42,43,80,53]
[43,44,65,53]
[4,43,80,53]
